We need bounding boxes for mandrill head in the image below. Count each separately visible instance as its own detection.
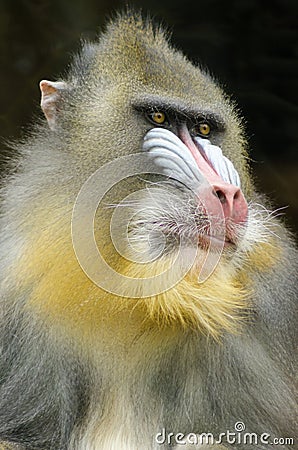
[36,13,279,337]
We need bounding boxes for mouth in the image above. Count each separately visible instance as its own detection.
[145,213,239,255]
[125,178,242,260]
[196,213,240,250]
[198,233,236,250]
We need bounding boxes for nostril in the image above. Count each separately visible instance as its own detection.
[234,190,240,200]
[210,184,248,223]
[213,189,226,204]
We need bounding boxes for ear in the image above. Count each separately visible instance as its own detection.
[39,80,68,130]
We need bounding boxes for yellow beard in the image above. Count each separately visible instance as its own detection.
[12,205,281,341]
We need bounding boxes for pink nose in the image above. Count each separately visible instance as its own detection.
[212,182,248,224]
[178,124,248,226]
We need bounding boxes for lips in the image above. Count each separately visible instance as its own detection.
[198,233,235,250]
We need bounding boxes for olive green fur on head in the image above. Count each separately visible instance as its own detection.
[58,12,251,196]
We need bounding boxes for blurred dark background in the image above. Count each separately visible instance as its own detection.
[0,0,297,233]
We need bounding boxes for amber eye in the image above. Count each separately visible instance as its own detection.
[151,111,166,124]
[198,122,211,136]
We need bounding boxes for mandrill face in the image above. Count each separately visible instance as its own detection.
[120,105,249,266]
[141,124,248,250]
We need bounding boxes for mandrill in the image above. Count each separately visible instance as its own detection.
[0,12,297,450]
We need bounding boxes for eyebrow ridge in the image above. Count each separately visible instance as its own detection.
[132,95,226,129]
